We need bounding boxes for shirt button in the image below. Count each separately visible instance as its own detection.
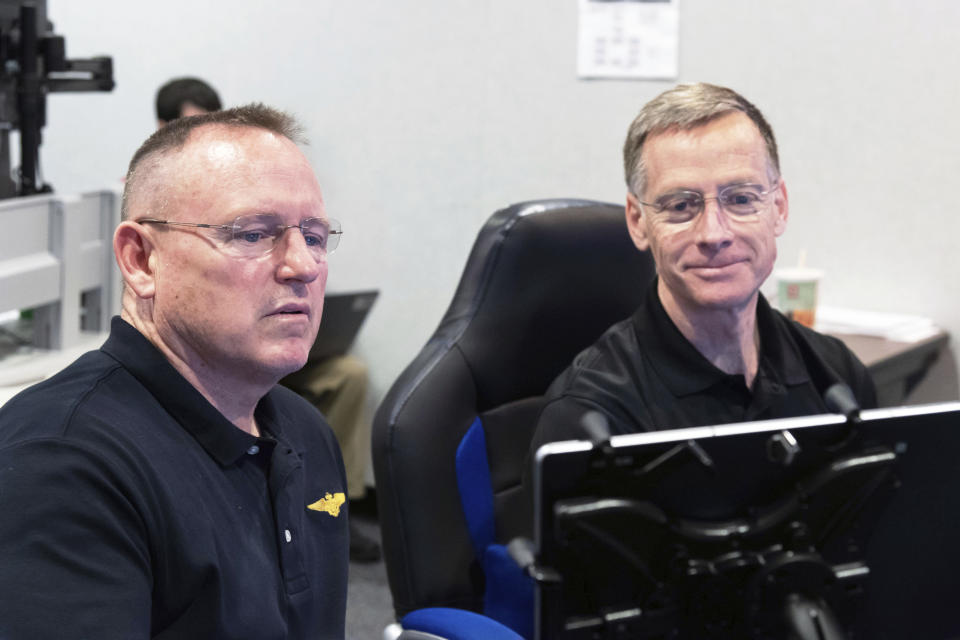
[284,529,293,543]
[247,445,260,455]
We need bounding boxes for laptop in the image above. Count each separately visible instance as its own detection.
[308,290,378,363]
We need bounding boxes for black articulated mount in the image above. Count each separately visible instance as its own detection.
[0,1,114,199]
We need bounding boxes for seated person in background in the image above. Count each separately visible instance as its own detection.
[154,75,380,562]
[155,76,222,127]
[0,105,347,637]
[529,83,876,452]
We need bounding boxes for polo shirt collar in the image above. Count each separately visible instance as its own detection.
[101,317,287,467]
[632,282,810,397]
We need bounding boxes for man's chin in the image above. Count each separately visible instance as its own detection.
[673,278,760,313]
[692,289,758,312]
[275,356,310,379]
[258,347,311,381]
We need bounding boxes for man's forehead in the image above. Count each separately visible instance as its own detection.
[140,125,320,216]
[653,112,762,150]
[643,113,770,186]
[154,125,315,193]
[196,136,245,171]
[179,124,297,165]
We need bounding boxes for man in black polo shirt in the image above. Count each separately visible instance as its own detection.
[529,83,875,450]
[0,105,348,638]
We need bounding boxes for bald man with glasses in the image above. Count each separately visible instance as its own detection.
[0,105,348,639]
[529,83,876,452]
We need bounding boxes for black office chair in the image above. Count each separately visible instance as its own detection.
[372,198,657,639]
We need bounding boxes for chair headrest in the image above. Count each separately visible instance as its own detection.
[431,198,655,408]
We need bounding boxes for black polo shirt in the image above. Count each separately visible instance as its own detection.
[0,318,348,639]
[530,283,877,449]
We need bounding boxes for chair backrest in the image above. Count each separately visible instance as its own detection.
[372,198,657,619]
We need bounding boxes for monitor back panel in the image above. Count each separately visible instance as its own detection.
[534,403,960,639]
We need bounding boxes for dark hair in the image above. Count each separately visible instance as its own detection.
[155,77,222,123]
[122,103,306,219]
[623,83,780,197]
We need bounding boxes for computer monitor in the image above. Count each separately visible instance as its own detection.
[532,402,960,639]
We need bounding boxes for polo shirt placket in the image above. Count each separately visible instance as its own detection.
[269,441,311,595]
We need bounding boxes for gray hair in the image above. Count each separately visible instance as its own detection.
[623,83,780,198]
[121,103,306,220]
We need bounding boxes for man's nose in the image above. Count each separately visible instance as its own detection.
[276,227,323,282]
[693,198,735,247]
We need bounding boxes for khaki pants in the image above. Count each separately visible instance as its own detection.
[282,354,370,500]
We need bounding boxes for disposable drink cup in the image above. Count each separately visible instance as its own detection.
[776,267,823,328]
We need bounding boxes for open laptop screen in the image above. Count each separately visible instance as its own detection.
[308,290,378,363]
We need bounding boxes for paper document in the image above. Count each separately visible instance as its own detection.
[815,307,940,343]
[577,0,679,80]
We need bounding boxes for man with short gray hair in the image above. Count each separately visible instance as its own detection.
[0,104,348,638]
[530,83,875,449]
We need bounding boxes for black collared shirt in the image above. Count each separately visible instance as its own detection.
[530,283,877,449]
[0,318,348,639]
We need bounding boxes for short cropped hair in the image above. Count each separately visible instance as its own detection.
[623,83,780,198]
[122,103,306,220]
[155,77,222,123]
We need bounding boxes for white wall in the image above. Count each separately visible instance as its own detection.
[42,0,960,411]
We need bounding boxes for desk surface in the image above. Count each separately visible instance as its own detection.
[833,330,948,369]
[832,330,950,407]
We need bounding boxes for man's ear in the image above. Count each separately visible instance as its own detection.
[773,179,789,237]
[626,193,651,251]
[114,221,157,299]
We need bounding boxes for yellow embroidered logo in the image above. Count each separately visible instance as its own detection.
[308,492,346,517]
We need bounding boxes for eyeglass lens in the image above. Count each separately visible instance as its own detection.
[653,183,773,223]
[225,213,340,259]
